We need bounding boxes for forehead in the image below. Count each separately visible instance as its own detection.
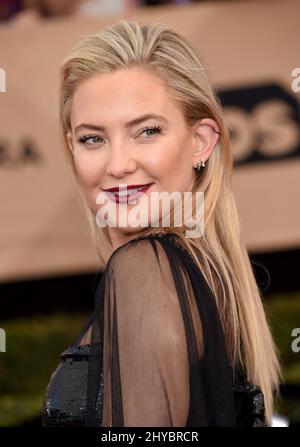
[70,68,182,126]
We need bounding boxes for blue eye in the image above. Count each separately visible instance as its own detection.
[78,135,103,146]
[140,125,162,137]
[78,125,162,148]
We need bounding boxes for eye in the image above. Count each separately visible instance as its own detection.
[77,125,162,148]
[77,135,103,146]
[139,125,162,137]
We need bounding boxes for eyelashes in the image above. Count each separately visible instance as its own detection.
[78,135,102,145]
[141,126,161,134]
[77,125,163,147]
[140,125,162,137]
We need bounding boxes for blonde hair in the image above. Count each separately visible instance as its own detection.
[59,19,282,425]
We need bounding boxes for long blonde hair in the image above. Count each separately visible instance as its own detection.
[59,19,282,425]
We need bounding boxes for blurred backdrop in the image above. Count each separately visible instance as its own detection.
[0,0,299,427]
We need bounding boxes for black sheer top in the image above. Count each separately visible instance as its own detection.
[42,232,266,427]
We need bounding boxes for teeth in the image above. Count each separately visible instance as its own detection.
[114,186,145,197]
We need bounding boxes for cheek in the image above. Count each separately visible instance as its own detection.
[147,140,182,174]
[73,155,104,215]
[73,154,102,188]
[151,141,190,190]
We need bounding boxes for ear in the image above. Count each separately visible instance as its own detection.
[192,118,220,166]
[66,131,74,154]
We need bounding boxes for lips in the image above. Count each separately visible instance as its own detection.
[103,183,152,193]
[103,183,153,204]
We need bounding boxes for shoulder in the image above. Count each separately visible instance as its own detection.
[103,233,189,315]
[107,233,177,267]
[106,235,155,272]
[105,232,189,283]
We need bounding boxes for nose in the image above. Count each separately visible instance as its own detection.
[105,140,136,178]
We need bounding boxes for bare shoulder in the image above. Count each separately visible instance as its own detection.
[105,232,186,278]
[107,234,165,270]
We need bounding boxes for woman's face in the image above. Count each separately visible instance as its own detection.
[66,68,219,248]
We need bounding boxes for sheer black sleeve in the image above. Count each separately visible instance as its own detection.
[84,233,238,427]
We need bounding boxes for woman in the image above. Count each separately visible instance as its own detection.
[42,19,282,427]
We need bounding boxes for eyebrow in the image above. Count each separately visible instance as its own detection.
[74,113,169,134]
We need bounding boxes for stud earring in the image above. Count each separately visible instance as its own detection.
[194,160,206,172]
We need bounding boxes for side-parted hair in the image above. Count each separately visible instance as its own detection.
[59,19,282,425]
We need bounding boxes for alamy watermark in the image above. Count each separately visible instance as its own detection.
[291,68,300,93]
[0,67,6,92]
[95,186,205,239]
[0,328,6,352]
[291,328,300,353]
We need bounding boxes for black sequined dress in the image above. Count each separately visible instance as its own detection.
[42,232,267,427]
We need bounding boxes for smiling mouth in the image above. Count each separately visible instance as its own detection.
[104,183,153,204]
